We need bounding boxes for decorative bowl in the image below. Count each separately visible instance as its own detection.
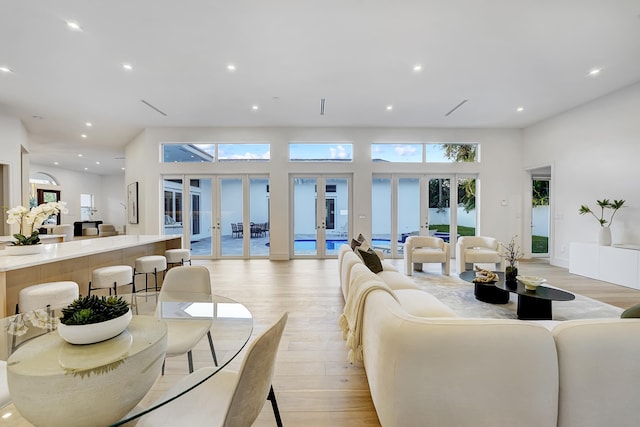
[517,275,546,291]
[58,309,132,345]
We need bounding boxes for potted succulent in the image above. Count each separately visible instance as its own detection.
[500,235,523,286]
[58,295,132,344]
[578,199,626,245]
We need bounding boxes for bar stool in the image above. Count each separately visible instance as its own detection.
[17,281,79,313]
[134,255,167,292]
[89,265,134,296]
[165,249,191,269]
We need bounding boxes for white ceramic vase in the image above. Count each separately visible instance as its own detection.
[58,309,133,345]
[598,226,612,246]
[5,244,42,256]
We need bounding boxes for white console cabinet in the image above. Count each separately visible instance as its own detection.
[569,242,640,290]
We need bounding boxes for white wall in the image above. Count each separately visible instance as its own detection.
[127,127,523,259]
[30,164,125,228]
[0,114,29,235]
[523,81,640,267]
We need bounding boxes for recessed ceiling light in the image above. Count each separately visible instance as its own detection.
[66,21,83,31]
[54,162,59,165]
[85,122,92,127]
[78,154,83,157]
[413,64,422,72]
[84,167,88,171]
[252,105,259,111]
[588,68,602,76]
[122,63,133,71]
[121,167,125,170]
[386,105,393,111]
[81,134,87,138]
[0,66,12,73]
[95,161,100,165]
[227,64,236,71]
[516,107,524,112]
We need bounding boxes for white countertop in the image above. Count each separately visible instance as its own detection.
[0,235,181,272]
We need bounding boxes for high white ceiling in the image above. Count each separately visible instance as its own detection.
[1,0,640,175]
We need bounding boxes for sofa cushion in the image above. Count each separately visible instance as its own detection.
[357,248,383,273]
[376,270,419,290]
[394,289,458,317]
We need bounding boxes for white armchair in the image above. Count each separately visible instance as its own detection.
[404,236,450,276]
[456,236,504,273]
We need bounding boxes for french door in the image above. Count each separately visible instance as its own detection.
[291,175,351,258]
[372,174,477,258]
[162,175,270,259]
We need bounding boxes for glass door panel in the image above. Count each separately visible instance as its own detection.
[220,177,244,257]
[428,177,452,242]
[372,177,392,255]
[397,177,420,256]
[293,177,318,256]
[531,178,550,256]
[457,177,477,242]
[163,178,184,238]
[292,175,350,258]
[325,177,349,256]
[190,178,213,257]
[249,177,270,257]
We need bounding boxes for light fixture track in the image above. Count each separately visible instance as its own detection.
[445,99,468,117]
[141,99,168,116]
[320,98,326,115]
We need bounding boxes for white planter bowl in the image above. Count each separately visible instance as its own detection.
[517,275,547,291]
[5,244,42,256]
[58,309,133,345]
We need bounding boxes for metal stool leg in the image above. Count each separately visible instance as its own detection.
[187,350,194,373]
[207,331,218,366]
[268,385,283,427]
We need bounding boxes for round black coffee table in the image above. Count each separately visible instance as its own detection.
[494,280,575,320]
[459,271,509,304]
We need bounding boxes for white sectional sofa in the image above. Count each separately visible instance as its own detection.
[338,244,640,427]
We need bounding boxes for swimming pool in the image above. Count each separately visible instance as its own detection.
[294,239,390,251]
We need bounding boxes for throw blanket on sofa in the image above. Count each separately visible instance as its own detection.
[339,264,399,364]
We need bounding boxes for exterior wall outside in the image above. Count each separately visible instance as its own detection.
[127,127,523,259]
[523,81,640,267]
[532,206,550,238]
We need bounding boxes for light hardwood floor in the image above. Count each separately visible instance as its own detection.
[175,257,640,427]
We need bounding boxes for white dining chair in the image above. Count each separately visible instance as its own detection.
[159,265,217,374]
[138,312,288,427]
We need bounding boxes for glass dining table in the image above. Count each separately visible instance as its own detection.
[0,292,253,427]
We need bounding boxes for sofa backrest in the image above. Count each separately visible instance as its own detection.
[339,245,363,301]
[552,318,640,427]
[362,290,559,427]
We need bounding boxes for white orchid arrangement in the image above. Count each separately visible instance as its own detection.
[6,201,68,245]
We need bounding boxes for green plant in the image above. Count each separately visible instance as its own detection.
[500,235,524,269]
[579,199,626,227]
[60,295,130,325]
[5,201,68,245]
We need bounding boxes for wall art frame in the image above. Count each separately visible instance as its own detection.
[127,182,139,224]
